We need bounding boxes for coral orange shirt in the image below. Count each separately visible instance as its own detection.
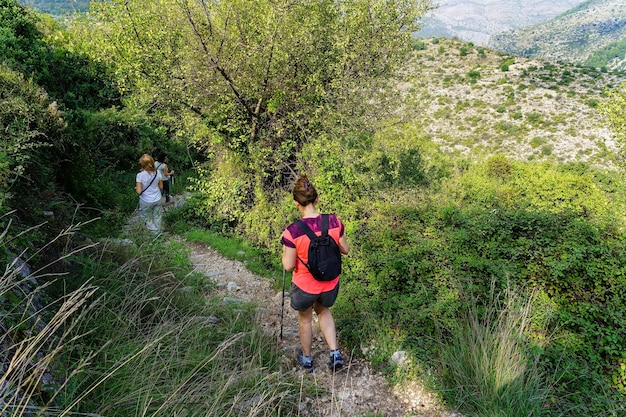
[281,214,344,294]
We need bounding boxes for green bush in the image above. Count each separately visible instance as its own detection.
[333,157,626,414]
[0,63,65,216]
[530,137,547,148]
[412,40,426,50]
[468,69,480,80]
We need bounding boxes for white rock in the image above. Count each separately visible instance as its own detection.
[391,350,409,366]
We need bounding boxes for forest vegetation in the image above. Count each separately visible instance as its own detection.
[3,0,626,416]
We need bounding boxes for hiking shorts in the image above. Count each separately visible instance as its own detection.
[290,282,339,311]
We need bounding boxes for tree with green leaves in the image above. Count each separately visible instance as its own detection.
[73,0,434,194]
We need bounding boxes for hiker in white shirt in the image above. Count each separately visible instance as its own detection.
[156,152,174,204]
[135,154,163,234]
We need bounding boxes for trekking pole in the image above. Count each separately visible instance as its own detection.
[280,268,286,340]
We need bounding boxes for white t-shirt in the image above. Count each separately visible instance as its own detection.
[156,162,170,182]
[136,170,162,203]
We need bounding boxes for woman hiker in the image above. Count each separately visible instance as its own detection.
[155,152,174,204]
[135,153,163,234]
[281,175,350,372]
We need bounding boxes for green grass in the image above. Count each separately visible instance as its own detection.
[2,222,301,416]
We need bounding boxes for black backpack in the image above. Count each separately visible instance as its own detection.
[295,214,342,281]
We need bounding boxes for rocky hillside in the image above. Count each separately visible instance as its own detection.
[406,37,626,170]
[489,0,626,70]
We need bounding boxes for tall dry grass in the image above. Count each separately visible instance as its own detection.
[1,221,301,416]
[439,282,550,417]
[1,221,100,416]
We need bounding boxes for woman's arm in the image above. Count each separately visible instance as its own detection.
[135,181,143,195]
[163,164,174,177]
[338,235,350,255]
[282,246,297,271]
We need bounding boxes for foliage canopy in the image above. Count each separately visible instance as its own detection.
[75,0,434,190]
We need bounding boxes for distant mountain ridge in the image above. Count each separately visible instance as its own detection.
[488,0,626,71]
[19,0,88,15]
[415,0,588,46]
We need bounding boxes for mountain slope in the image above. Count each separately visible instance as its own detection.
[404,37,626,170]
[488,0,626,70]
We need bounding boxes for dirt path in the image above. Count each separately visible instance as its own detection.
[186,241,461,417]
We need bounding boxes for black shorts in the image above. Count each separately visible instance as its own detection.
[290,282,339,311]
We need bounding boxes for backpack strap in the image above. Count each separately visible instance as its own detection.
[139,172,158,196]
[295,214,328,239]
[294,214,329,270]
[295,218,317,241]
[321,214,329,237]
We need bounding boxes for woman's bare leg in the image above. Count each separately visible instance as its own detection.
[297,308,314,356]
[314,303,337,351]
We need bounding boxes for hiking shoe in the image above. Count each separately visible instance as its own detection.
[328,350,344,371]
[296,352,314,373]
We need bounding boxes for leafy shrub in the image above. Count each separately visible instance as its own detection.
[485,154,512,178]
[467,69,480,82]
[613,361,626,395]
[0,64,65,213]
[412,40,426,50]
[190,159,250,228]
[494,121,524,135]
[527,112,543,125]
[0,1,119,110]
[530,136,547,148]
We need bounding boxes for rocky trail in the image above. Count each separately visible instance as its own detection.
[185,241,462,417]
